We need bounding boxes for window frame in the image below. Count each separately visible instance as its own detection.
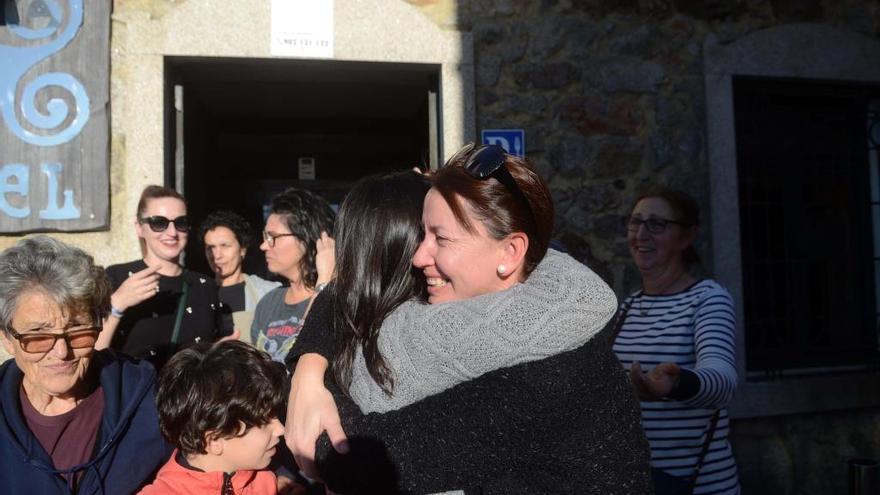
[703,25,880,418]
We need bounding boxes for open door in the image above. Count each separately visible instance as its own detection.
[165,57,442,276]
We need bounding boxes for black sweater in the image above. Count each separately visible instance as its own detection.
[287,291,651,494]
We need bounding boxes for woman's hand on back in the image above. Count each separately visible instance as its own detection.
[285,354,349,479]
[628,361,681,401]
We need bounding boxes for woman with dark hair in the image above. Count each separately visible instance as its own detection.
[199,210,281,343]
[251,187,335,363]
[287,151,651,493]
[0,236,170,493]
[613,188,740,494]
[96,185,232,369]
[327,172,430,394]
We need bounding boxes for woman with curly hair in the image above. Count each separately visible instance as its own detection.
[251,188,335,363]
[200,210,281,344]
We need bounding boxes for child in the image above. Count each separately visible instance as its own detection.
[140,340,286,495]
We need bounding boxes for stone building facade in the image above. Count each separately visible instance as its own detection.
[460,1,880,494]
[2,1,880,493]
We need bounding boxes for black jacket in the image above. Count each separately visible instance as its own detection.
[289,291,652,494]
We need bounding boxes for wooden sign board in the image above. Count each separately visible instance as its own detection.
[0,0,110,233]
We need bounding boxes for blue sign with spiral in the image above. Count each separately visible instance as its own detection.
[1,0,89,146]
[0,0,112,231]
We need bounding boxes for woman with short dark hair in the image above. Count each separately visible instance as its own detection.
[199,210,281,343]
[0,236,170,493]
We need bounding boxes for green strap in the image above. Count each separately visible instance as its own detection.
[170,279,190,346]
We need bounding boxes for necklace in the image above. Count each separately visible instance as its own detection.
[638,271,687,316]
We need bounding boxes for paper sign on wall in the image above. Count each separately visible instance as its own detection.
[298,157,316,180]
[271,0,334,58]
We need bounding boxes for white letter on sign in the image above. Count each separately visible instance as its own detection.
[39,163,81,220]
[0,164,30,218]
[485,136,511,150]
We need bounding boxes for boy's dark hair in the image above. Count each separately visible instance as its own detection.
[156,341,286,455]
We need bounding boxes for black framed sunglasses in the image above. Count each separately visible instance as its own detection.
[139,215,191,233]
[462,144,535,221]
[6,325,102,354]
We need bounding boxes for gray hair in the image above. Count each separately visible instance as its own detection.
[0,235,110,336]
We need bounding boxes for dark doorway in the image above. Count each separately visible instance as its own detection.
[164,57,441,277]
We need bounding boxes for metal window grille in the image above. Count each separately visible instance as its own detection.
[734,77,880,377]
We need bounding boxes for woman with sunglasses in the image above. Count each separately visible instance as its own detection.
[0,236,170,493]
[286,148,651,493]
[96,185,232,369]
[613,188,740,494]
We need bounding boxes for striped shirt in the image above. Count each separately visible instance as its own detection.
[613,279,740,495]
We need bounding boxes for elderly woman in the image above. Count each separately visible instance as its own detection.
[287,148,651,493]
[96,185,232,369]
[613,188,740,494]
[0,236,169,493]
[200,210,281,343]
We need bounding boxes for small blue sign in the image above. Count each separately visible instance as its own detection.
[481,129,525,158]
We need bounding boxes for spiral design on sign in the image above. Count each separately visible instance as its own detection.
[15,73,90,146]
[0,0,88,147]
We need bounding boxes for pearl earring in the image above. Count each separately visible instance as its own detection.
[497,264,507,275]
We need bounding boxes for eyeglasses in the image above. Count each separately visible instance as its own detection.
[139,215,191,233]
[461,144,535,222]
[626,216,688,234]
[6,325,102,354]
[262,230,296,248]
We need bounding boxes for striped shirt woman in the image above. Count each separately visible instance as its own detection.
[614,279,740,495]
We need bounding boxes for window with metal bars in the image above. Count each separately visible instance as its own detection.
[734,77,880,377]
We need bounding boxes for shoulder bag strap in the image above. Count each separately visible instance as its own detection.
[170,278,190,346]
[608,292,637,346]
[686,409,721,493]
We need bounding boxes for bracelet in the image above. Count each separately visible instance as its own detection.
[110,306,125,318]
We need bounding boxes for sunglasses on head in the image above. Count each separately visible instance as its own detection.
[139,215,191,233]
[462,144,535,221]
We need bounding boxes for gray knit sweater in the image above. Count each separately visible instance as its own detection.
[349,249,618,413]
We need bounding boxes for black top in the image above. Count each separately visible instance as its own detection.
[106,260,233,369]
[218,282,246,312]
[287,291,652,495]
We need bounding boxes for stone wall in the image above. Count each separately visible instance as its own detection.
[452,0,880,493]
[462,0,880,291]
[735,408,880,494]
